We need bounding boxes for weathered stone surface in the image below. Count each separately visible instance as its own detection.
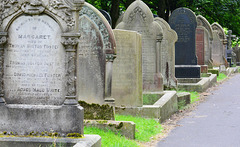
[116,0,163,92]
[154,17,178,88]
[77,2,116,104]
[0,0,86,138]
[196,15,213,68]
[169,7,200,78]
[196,28,205,65]
[0,135,101,147]
[211,23,228,67]
[99,9,112,27]
[4,15,65,105]
[112,29,142,107]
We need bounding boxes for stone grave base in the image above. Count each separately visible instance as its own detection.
[200,65,208,73]
[177,73,217,92]
[84,120,135,139]
[0,104,83,136]
[115,91,178,123]
[0,135,101,147]
[176,92,191,109]
[175,65,201,78]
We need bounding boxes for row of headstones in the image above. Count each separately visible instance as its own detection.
[0,0,231,110]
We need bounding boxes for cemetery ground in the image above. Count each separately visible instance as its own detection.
[84,70,232,147]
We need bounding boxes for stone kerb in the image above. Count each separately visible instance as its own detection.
[154,17,178,88]
[0,0,85,137]
[77,2,116,105]
[196,15,214,69]
[116,0,164,92]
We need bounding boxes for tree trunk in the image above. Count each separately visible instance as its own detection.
[110,0,120,28]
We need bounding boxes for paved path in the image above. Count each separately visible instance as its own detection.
[157,73,240,147]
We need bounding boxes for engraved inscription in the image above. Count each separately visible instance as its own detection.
[4,15,65,105]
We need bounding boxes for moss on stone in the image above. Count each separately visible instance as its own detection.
[78,100,114,120]
[115,122,123,129]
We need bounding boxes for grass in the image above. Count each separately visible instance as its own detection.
[143,94,161,105]
[217,73,227,82]
[84,115,163,146]
[115,115,162,142]
[84,127,139,147]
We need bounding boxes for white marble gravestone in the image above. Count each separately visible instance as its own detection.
[116,0,163,92]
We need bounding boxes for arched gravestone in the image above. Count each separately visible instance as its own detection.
[99,9,112,27]
[78,2,116,105]
[116,0,164,92]
[154,17,178,88]
[196,15,213,68]
[196,15,214,72]
[211,23,228,67]
[169,7,200,78]
[0,0,84,136]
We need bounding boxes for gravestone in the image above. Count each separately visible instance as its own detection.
[169,7,200,78]
[211,23,228,67]
[0,0,84,136]
[154,17,178,88]
[233,44,240,65]
[196,15,214,70]
[78,2,116,105]
[226,30,236,66]
[112,29,142,107]
[99,10,112,27]
[116,0,164,92]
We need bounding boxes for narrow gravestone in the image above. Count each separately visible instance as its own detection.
[169,7,200,78]
[154,17,178,88]
[78,2,116,105]
[211,23,228,67]
[116,0,163,92]
[0,0,84,136]
[196,15,214,69]
[112,29,142,107]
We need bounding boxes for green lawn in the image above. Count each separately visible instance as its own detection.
[84,115,163,147]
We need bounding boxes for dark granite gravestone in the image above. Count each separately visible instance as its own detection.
[100,10,112,27]
[169,7,200,78]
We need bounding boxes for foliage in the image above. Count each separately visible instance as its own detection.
[115,115,163,142]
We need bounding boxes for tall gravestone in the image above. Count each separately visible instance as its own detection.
[78,2,116,105]
[196,15,214,72]
[169,7,200,78]
[116,0,164,92]
[99,10,112,27]
[0,0,84,136]
[211,23,228,67]
[154,17,178,88]
[112,29,142,107]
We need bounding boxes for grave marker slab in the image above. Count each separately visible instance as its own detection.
[211,23,228,67]
[112,29,142,107]
[169,7,200,78]
[154,17,178,88]
[78,3,116,104]
[116,0,163,92]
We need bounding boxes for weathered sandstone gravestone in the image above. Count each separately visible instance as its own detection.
[100,9,112,27]
[116,0,164,92]
[196,15,214,72]
[154,17,178,88]
[211,23,228,67]
[169,7,201,78]
[78,2,116,105]
[0,0,85,137]
[112,29,142,107]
